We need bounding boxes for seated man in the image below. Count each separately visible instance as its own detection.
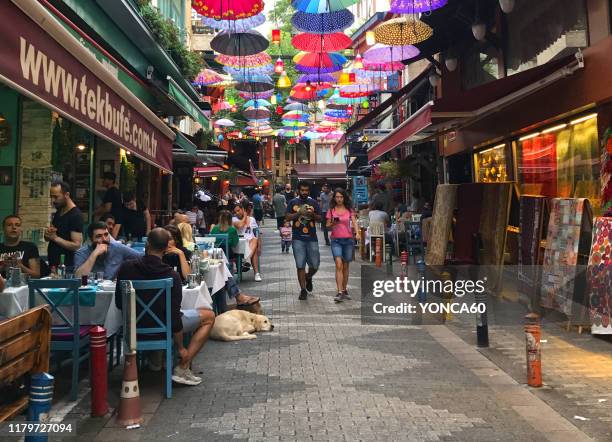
[115,228,215,386]
[0,214,41,278]
[74,222,142,280]
[100,213,120,242]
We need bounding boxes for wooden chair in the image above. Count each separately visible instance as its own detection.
[28,279,90,402]
[123,278,174,399]
[0,305,51,422]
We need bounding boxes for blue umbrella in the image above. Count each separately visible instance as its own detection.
[224,65,274,76]
[243,99,272,108]
[325,109,350,118]
[292,0,358,13]
[291,10,354,34]
[297,73,336,84]
[295,63,344,74]
[232,74,273,83]
[284,102,309,112]
[201,13,266,32]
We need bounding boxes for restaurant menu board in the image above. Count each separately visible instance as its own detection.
[588,217,612,334]
[540,198,592,317]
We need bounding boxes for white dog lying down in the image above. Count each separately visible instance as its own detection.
[210,310,274,341]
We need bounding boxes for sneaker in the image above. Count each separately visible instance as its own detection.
[186,369,202,383]
[148,350,163,372]
[172,366,201,386]
[254,273,262,282]
[342,290,351,300]
[298,289,308,300]
[306,277,313,293]
[334,292,344,302]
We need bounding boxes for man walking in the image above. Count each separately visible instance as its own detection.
[272,186,287,231]
[318,183,332,246]
[286,181,321,300]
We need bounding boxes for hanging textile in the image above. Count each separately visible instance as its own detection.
[425,184,458,266]
[518,195,547,308]
[588,217,612,334]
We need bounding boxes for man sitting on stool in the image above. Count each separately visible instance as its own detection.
[115,228,215,386]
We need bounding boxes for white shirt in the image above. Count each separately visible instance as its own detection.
[233,216,258,240]
[186,210,205,228]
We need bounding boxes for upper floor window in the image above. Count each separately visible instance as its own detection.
[505,0,588,76]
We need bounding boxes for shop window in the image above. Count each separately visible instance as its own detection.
[505,0,588,76]
[473,143,511,183]
[517,115,601,209]
[461,41,500,90]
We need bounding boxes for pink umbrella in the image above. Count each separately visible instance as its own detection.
[362,60,405,71]
[215,53,272,67]
[364,44,420,63]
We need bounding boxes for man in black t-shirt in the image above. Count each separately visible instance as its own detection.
[94,172,123,238]
[45,181,83,268]
[0,214,41,278]
[283,183,295,204]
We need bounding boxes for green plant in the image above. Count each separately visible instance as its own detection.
[120,156,137,193]
[137,0,203,80]
[378,160,400,179]
[218,167,239,184]
[193,128,213,149]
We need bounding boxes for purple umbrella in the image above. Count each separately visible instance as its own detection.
[389,0,447,14]
[364,44,420,63]
[297,73,337,84]
[291,9,354,34]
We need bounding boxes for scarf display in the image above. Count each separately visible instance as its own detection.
[518,195,547,308]
[425,184,458,266]
[588,217,612,334]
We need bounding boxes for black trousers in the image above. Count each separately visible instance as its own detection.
[321,212,329,244]
[276,216,285,229]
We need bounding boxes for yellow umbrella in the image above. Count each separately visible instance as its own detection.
[373,17,433,46]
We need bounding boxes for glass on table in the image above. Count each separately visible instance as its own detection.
[96,272,104,283]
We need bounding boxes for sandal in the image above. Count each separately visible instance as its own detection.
[236,295,260,306]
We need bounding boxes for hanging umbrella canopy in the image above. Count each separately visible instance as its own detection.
[282,120,308,127]
[325,109,350,118]
[302,130,323,139]
[215,53,271,67]
[290,82,334,101]
[232,74,273,84]
[284,102,310,112]
[293,52,347,68]
[355,69,397,79]
[329,95,367,105]
[192,0,264,20]
[325,115,350,123]
[192,69,224,86]
[211,31,269,56]
[213,100,232,113]
[389,0,448,14]
[295,63,344,74]
[292,32,352,52]
[373,17,433,46]
[224,64,273,76]
[201,13,266,32]
[325,130,345,140]
[362,60,405,71]
[364,44,420,63]
[239,89,274,99]
[214,118,235,127]
[292,10,354,34]
[292,0,358,13]
[243,107,271,119]
[235,82,275,93]
[283,110,310,120]
[297,73,336,84]
[243,99,272,108]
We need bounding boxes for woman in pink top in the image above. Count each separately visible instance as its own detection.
[326,188,360,302]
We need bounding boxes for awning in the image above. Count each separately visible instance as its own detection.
[231,176,257,186]
[367,103,434,162]
[293,163,346,180]
[2,0,175,171]
[194,166,224,177]
[174,131,198,156]
[168,77,210,130]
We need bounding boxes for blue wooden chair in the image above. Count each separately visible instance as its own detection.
[122,278,174,399]
[28,279,90,402]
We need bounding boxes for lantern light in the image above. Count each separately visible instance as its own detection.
[445,55,458,72]
[277,70,291,88]
[362,100,369,109]
[270,94,277,105]
[366,31,376,46]
[218,134,224,142]
[230,105,237,112]
[472,23,487,41]
[212,176,218,181]
[338,72,351,85]
[228,97,235,106]
[348,73,356,83]
[238,132,243,139]
[276,105,283,115]
[304,80,312,92]
[354,53,363,69]
[274,57,284,74]
[499,0,515,13]
[271,29,281,44]
[317,99,326,110]
[347,106,353,115]
[428,70,441,87]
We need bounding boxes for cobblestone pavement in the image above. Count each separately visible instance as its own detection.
[63,224,596,441]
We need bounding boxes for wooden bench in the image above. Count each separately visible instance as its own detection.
[0,305,51,422]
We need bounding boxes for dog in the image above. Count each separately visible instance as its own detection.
[210,310,274,341]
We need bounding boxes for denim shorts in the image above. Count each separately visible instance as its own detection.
[181,309,201,333]
[292,239,320,269]
[331,238,355,262]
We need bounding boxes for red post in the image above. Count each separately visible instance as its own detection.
[375,238,382,267]
[400,250,409,277]
[116,351,143,427]
[90,326,109,417]
[524,313,542,387]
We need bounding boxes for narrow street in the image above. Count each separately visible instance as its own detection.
[75,225,601,441]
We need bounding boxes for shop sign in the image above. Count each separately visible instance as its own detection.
[0,2,173,171]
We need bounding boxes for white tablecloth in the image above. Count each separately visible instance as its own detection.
[182,281,213,311]
[234,238,247,255]
[203,262,232,295]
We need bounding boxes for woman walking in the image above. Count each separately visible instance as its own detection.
[326,188,359,302]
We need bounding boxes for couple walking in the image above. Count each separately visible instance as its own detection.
[287,182,360,302]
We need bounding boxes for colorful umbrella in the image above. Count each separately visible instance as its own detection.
[232,73,273,83]
[389,0,448,14]
[326,102,349,110]
[292,32,352,52]
[282,120,308,127]
[214,118,235,127]
[278,129,304,137]
[362,60,405,71]
[293,52,347,67]
[302,130,323,139]
[292,10,354,34]
[235,81,275,93]
[215,53,271,67]
[292,0,358,13]
[210,31,269,56]
[192,69,224,86]
[325,109,350,118]
[355,69,397,79]
[201,13,266,32]
[325,130,345,140]
[212,100,232,113]
[239,89,275,99]
[290,82,334,101]
[295,63,344,74]
[284,102,310,112]
[192,0,264,20]
[373,17,433,46]
[364,44,420,63]
[283,110,310,119]
[243,99,272,108]
[224,64,273,76]
[297,73,336,84]
[325,116,350,123]
[329,95,368,105]
[243,107,271,119]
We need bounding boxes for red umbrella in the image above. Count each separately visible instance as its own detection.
[290,82,334,101]
[293,52,347,68]
[291,33,352,52]
[192,0,263,20]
